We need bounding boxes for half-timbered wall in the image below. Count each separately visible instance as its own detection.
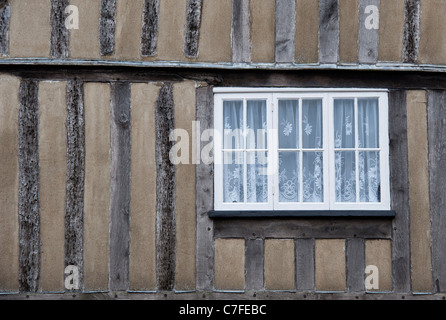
[0,0,446,299]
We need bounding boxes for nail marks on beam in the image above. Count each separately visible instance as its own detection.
[18,80,41,293]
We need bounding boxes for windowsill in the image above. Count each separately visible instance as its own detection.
[208,210,396,219]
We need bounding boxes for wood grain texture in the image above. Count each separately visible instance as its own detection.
[0,3,10,55]
[388,90,411,293]
[65,80,85,291]
[195,86,214,291]
[402,0,421,63]
[18,80,41,293]
[50,0,70,58]
[319,0,339,64]
[275,0,295,63]
[346,238,365,292]
[155,83,176,291]
[141,0,160,57]
[295,239,315,291]
[232,0,251,63]
[245,239,264,291]
[109,82,131,291]
[358,0,379,64]
[99,0,116,56]
[427,90,446,293]
[184,0,203,58]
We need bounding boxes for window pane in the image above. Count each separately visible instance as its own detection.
[358,98,379,148]
[334,99,355,149]
[302,99,323,149]
[335,151,356,202]
[303,152,323,202]
[247,152,268,203]
[223,152,244,203]
[278,100,299,149]
[247,100,267,149]
[359,151,381,202]
[223,100,244,149]
[278,152,300,202]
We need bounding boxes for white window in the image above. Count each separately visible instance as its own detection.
[214,88,390,212]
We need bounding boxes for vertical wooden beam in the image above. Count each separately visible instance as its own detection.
[402,0,420,63]
[0,3,10,55]
[195,86,214,292]
[275,0,296,63]
[18,80,41,293]
[155,83,176,291]
[141,0,160,57]
[232,0,251,63]
[295,239,315,291]
[358,0,379,64]
[0,75,20,293]
[319,0,339,64]
[245,239,264,291]
[109,82,131,292]
[39,81,67,293]
[427,90,446,293]
[50,0,70,58]
[99,0,116,56]
[388,90,411,293]
[346,238,365,292]
[65,80,85,291]
[184,0,203,58]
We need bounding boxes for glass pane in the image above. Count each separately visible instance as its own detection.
[359,151,381,202]
[223,152,244,203]
[278,152,300,202]
[247,152,268,203]
[302,99,323,149]
[334,99,355,149]
[278,100,299,149]
[358,98,379,148]
[247,100,268,150]
[223,100,244,149]
[335,151,356,202]
[303,152,324,202]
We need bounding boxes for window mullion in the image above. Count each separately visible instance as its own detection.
[299,98,304,203]
[355,98,360,203]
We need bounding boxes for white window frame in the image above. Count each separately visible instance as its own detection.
[213,88,390,212]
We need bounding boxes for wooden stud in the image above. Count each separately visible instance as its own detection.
[275,0,296,63]
[402,0,420,63]
[50,0,70,58]
[295,239,315,291]
[0,3,10,55]
[109,82,131,292]
[245,239,264,291]
[232,0,251,63]
[141,0,160,57]
[99,0,116,56]
[346,238,365,292]
[184,0,203,58]
[319,0,339,64]
[358,0,379,64]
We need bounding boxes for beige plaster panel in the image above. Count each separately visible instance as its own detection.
[264,239,295,291]
[157,0,187,61]
[9,0,51,58]
[129,83,158,291]
[83,82,111,291]
[315,239,346,291]
[378,0,405,62]
[407,90,433,293]
[419,0,446,64]
[295,0,319,63]
[70,0,101,59]
[214,239,245,291]
[365,240,392,292]
[250,0,275,63]
[174,81,197,291]
[39,81,67,293]
[339,0,359,63]
[199,0,232,62]
[0,75,20,292]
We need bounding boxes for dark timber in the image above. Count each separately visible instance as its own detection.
[319,0,339,64]
[50,0,70,58]
[427,90,446,293]
[402,0,421,64]
[99,0,116,56]
[388,90,411,293]
[184,0,202,58]
[245,239,264,291]
[65,80,85,291]
[232,0,251,63]
[109,82,131,291]
[358,0,379,64]
[0,3,10,55]
[155,83,176,291]
[141,0,160,57]
[275,0,296,63]
[346,238,365,292]
[295,239,315,291]
[18,80,40,293]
